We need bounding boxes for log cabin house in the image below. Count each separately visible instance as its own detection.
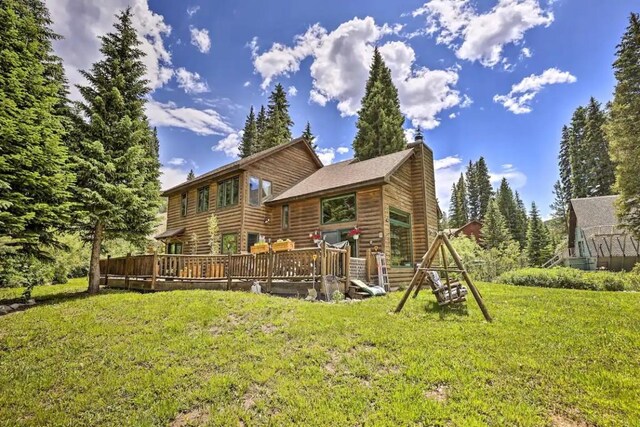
[156,135,439,286]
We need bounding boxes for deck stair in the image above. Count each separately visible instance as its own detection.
[542,252,563,268]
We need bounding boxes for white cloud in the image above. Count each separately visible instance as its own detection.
[316,148,336,165]
[490,163,527,189]
[160,166,188,191]
[243,81,251,87]
[186,5,200,17]
[493,67,576,114]
[147,99,234,136]
[48,0,173,99]
[448,112,457,119]
[336,146,350,155]
[175,67,209,94]
[413,0,553,67]
[287,86,298,96]
[190,26,211,53]
[252,17,463,129]
[521,47,532,58]
[212,131,243,158]
[167,157,186,166]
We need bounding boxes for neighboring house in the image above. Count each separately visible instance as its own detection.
[444,220,483,243]
[158,136,439,285]
[567,195,640,271]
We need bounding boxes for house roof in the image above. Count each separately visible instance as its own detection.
[161,137,323,196]
[570,195,619,232]
[155,227,186,240]
[267,148,416,204]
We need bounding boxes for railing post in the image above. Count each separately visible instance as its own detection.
[267,246,273,293]
[320,241,327,294]
[151,251,158,290]
[365,249,371,283]
[345,244,350,293]
[226,252,232,290]
[125,252,131,289]
[104,255,111,288]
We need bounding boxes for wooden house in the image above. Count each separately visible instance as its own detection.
[443,220,483,243]
[158,136,439,285]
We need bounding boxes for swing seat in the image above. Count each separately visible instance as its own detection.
[428,271,468,305]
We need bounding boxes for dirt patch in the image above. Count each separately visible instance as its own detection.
[551,414,590,427]
[242,384,268,410]
[324,350,341,375]
[170,407,209,427]
[260,324,277,334]
[424,384,449,402]
[209,325,223,336]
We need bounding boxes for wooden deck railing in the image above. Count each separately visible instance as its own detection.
[99,243,350,291]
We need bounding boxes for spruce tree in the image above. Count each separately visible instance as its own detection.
[186,169,196,181]
[584,97,615,196]
[448,174,469,228]
[558,125,573,203]
[514,192,529,249]
[353,47,405,160]
[239,106,257,158]
[483,198,512,249]
[255,105,267,152]
[475,157,493,219]
[569,106,589,198]
[448,182,459,228]
[496,178,518,241]
[0,0,73,256]
[71,8,161,293]
[466,161,480,220]
[526,202,552,266]
[605,13,640,238]
[302,121,317,150]
[263,83,293,149]
[550,180,568,233]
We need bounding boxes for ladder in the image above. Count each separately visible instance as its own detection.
[375,252,390,291]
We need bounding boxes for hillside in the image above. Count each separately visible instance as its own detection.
[0,281,639,426]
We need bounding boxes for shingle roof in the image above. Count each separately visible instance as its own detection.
[571,195,619,232]
[161,137,322,196]
[267,148,415,204]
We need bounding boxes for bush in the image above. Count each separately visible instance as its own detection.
[447,237,528,282]
[496,267,640,292]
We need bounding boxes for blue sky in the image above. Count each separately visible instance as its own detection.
[48,0,638,217]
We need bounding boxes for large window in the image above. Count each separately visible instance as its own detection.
[248,176,272,206]
[217,177,239,208]
[389,208,412,267]
[321,194,356,224]
[167,242,183,254]
[247,232,259,252]
[180,192,188,217]
[221,233,238,254]
[282,205,289,229]
[197,186,209,212]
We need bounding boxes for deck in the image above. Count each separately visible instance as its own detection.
[99,243,378,298]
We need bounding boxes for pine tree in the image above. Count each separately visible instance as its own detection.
[550,180,568,233]
[448,174,469,228]
[475,157,493,219]
[0,0,73,257]
[302,121,317,150]
[71,8,161,293]
[466,161,480,220]
[526,202,552,266]
[584,97,615,196]
[514,191,529,249]
[605,13,640,238]
[558,125,573,203]
[263,83,293,149]
[448,182,459,228]
[239,106,257,158]
[353,47,405,160]
[483,198,512,249]
[186,169,196,181]
[255,105,267,152]
[569,106,589,198]
[496,178,518,241]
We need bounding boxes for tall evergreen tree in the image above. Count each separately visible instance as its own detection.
[605,13,640,238]
[448,174,469,228]
[465,161,480,220]
[353,47,405,160]
[0,0,73,257]
[550,180,568,234]
[302,121,317,150]
[239,106,257,158]
[71,8,161,293]
[255,105,267,152]
[526,202,552,266]
[584,97,615,196]
[475,157,493,219]
[483,198,512,249]
[448,182,459,228]
[496,178,518,241]
[514,191,529,249]
[558,125,573,203]
[263,83,293,149]
[568,106,589,198]
[186,169,196,181]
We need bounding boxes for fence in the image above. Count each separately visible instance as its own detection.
[99,242,350,292]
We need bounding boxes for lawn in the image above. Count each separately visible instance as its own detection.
[0,282,638,426]
[0,278,88,304]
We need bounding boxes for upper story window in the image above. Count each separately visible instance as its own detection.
[197,186,209,212]
[321,194,356,224]
[217,176,239,208]
[180,192,188,217]
[282,205,289,229]
[248,176,273,207]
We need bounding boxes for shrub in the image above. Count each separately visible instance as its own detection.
[496,267,639,292]
[447,237,527,282]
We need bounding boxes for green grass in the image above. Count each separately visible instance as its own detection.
[1,283,639,426]
[0,278,88,304]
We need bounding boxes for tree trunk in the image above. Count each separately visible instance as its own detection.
[88,221,103,294]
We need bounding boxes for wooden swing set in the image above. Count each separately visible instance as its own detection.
[395,232,492,322]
